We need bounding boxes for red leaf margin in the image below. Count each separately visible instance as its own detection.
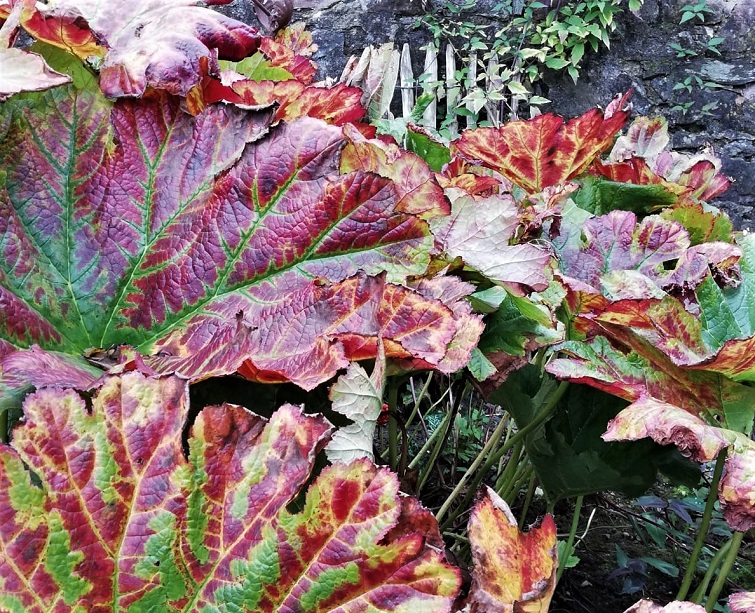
[603,397,755,532]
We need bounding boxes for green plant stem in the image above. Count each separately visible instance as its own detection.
[436,405,512,524]
[0,410,7,444]
[404,373,434,431]
[501,463,533,505]
[676,448,728,601]
[437,380,568,526]
[704,531,744,612]
[557,495,584,582]
[416,386,464,494]
[409,413,448,471]
[494,439,523,493]
[387,382,399,471]
[518,472,537,530]
[439,415,513,531]
[691,538,732,604]
[484,379,570,488]
[415,411,452,493]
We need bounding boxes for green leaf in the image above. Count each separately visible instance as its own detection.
[220,54,294,82]
[544,56,571,70]
[492,367,698,501]
[467,348,497,381]
[507,80,530,96]
[405,126,452,172]
[573,175,678,215]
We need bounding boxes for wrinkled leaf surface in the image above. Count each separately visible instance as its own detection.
[17,0,261,97]
[0,371,461,611]
[604,397,755,531]
[452,93,630,193]
[0,80,477,390]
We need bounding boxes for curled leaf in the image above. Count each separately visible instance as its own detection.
[729,592,755,613]
[0,0,70,100]
[19,0,261,97]
[430,193,553,293]
[603,397,755,531]
[466,487,557,613]
[325,345,386,463]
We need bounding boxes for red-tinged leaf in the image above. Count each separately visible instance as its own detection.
[183,273,482,388]
[730,592,755,613]
[203,76,365,125]
[0,0,70,100]
[557,211,689,291]
[341,123,450,220]
[466,487,557,613]
[259,34,317,83]
[431,193,553,293]
[593,157,689,198]
[274,22,317,57]
[452,93,631,193]
[607,115,731,204]
[609,116,670,163]
[436,156,505,197]
[397,276,486,374]
[603,397,755,531]
[595,297,755,382]
[546,336,755,431]
[674,159,731,202]
[19,0,260,97]
[555,209,741,301]
[15,0,101,61]
[654,148,730,202]
[0,346,101,410]
[623,600,706,613]
[0,82,475,393]
[0,371,461,610]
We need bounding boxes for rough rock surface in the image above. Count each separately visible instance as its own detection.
[220,0,755,228]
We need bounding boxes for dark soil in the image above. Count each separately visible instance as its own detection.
[549,495,755,613]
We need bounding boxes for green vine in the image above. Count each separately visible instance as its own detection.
[417,0,644,127]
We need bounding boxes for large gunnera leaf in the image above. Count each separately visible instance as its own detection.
[0,371,461,611]
[0,80,478,391]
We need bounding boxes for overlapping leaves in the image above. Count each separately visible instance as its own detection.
[0,0,70,100]
[603,398,755,531]
[0,371,461,611]
[546,181,755,530]
[0,73,479,392]
[12,0,261,97]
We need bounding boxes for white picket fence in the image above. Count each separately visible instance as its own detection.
[339,42,514,137]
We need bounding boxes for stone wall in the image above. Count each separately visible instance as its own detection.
[223,0,755,227]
